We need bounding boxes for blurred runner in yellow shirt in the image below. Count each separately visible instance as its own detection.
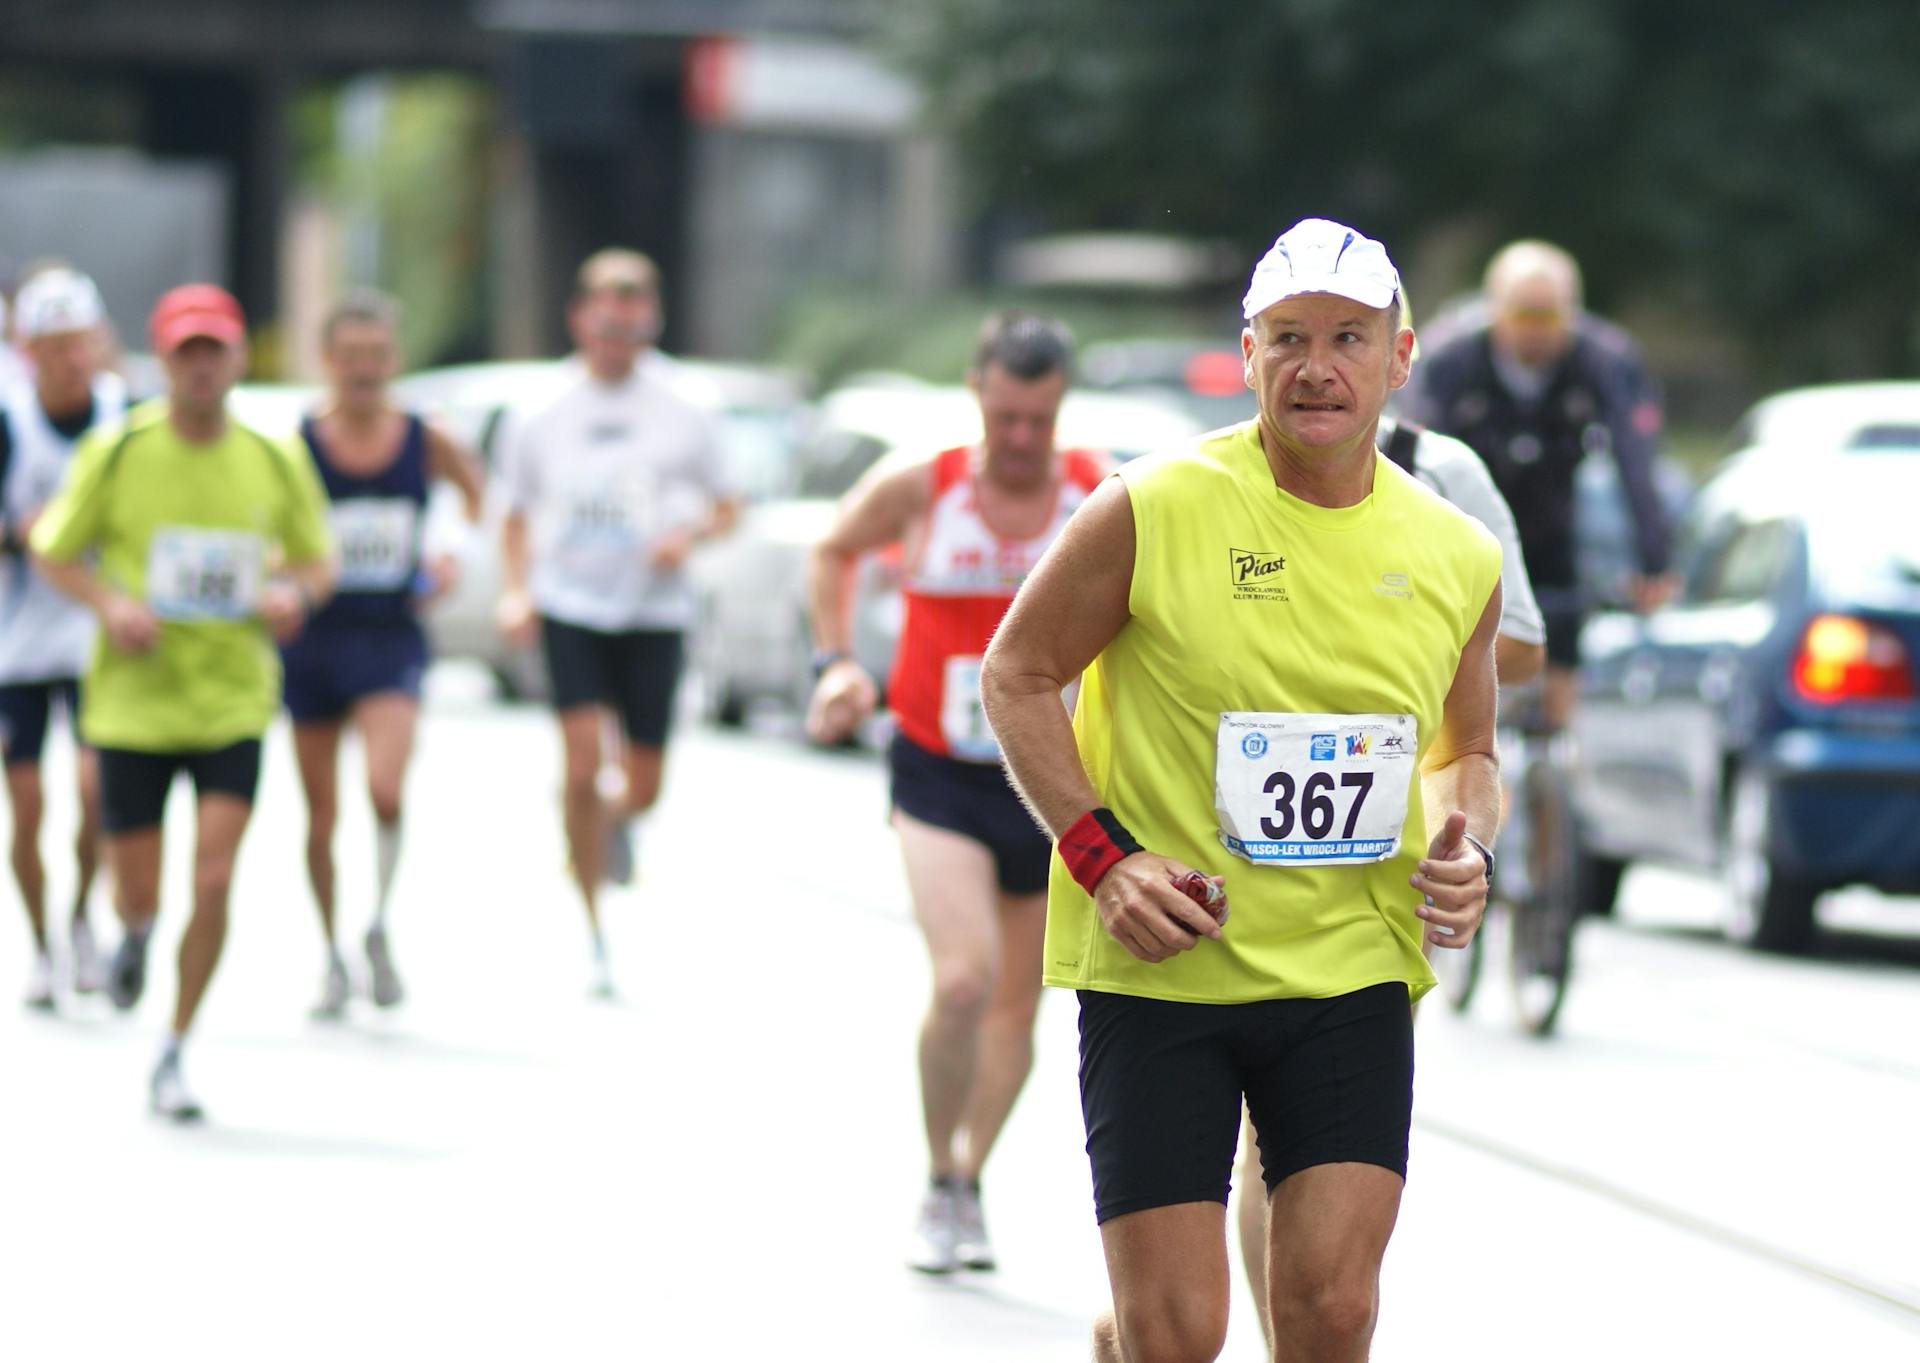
[32,284,334,1122]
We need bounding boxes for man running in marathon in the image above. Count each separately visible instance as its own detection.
[1232,407,1547,1350]
[286,290,483,1019]
[496,249,738,997]
[805,310,1112,1275]
[1404,239,1676,730]
[31,283,334,1120]
[0,267,126,1008]
[981,218,1503,1362]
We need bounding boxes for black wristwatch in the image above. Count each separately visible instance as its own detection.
[1462,832,1495,888]
[810,649,852,682]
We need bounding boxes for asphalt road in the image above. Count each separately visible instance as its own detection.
[4,670,1917,1361]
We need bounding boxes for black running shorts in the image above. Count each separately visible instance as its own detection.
[98,739,264,835]
[539,616,685,749]
[887,730,1051,895]
[0,677,80,766]
[1075,982,1415,1224]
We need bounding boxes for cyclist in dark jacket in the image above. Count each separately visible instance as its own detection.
[1404,240,1677,727]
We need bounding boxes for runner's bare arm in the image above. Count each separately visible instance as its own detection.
[425,421,485,523]
[1496,635,1546,686]
[802,457,935,742]
[805,457,934,655]
[983,476,1222,963]
[1413,581,1503,948]
[981,475,1134,833]
[30,552,107,613]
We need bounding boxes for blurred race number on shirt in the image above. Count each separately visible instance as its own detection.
[332,499,418,592]
[1215,712,1415,865]
[146,527,266,621]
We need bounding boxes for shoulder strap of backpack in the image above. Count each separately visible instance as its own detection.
[1383,418,1422,474]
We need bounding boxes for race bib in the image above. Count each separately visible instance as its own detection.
[146,528,265,621]
[562,474,650,549]
[1215,712,1416,866]
[940,655,1000,761]
[332,498,418,592]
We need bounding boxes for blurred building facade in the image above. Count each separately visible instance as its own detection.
[0,0,956,366]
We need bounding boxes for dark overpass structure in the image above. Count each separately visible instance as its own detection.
[0,0,864,355]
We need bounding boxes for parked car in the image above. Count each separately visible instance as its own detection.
[391,355,811,698]
[1694,381,1920,533]
[687,375,1206,726]
[1079,337,1257,431]
[1572,454,1920,953]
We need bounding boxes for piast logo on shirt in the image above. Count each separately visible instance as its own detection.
[1229,547,1288,602]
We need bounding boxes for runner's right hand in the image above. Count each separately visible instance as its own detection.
[1094,853,1226,963]
[101,593,159,654]
[495,589,538,648]
[805,659,877,745]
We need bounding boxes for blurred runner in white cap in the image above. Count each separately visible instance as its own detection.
[0,267,126,1009]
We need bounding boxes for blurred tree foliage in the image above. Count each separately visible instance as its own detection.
[888,0,1920,384]
[295,76,492,367]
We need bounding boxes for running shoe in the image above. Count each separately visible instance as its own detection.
[107,932,149,1012]
[149,1056,204,1124]
[24,952,56,1011]
[364,925,404,1009]
[951,1181,996,1271]
[603,819,635,887]
[70,917,105,995]
[908,1180,961,1274]
[311,955,350,1021]
[588,943,616,1000]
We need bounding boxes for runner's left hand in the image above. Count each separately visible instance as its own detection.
[1412,809,1489,949]
[650,527,698,571]
[259,581,308,644]
[421,552,460,603]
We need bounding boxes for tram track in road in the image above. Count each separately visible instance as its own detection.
[1417,1113,1920,1326]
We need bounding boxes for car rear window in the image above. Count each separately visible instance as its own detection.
[1812,503,1920,608]
[1848,423,1920,450]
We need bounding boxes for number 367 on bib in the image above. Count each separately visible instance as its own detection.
[1214,712,1416,866]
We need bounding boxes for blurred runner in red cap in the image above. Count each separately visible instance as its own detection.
[30,282,335,1121]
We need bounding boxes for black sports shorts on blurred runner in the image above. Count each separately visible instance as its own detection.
[539,616,685,749]
[887,730,1052,895]
[97,739,264,834]
[0,677,81,766]
[1075,982,1415,1224]
[1541,598,1588,669]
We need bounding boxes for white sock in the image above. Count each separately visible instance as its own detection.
[159,1033,183,1067]
[373,820,402,928]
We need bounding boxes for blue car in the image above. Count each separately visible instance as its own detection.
[1572,454,1920,952]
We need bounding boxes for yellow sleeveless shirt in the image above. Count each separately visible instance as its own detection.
[1044,421,1501,1004]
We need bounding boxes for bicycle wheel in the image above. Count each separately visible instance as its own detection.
[1507,746,1579,1036]
[1429,905,1485,1012]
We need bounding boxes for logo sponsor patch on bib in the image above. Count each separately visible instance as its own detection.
[1215,711,1415,865]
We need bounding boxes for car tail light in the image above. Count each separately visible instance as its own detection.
[1791,614,1916,702]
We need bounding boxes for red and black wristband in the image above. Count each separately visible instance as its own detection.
[1059,807,1144,896]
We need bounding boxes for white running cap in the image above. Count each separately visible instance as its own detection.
[13,268,106,339]
[1242,218,1401,320]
